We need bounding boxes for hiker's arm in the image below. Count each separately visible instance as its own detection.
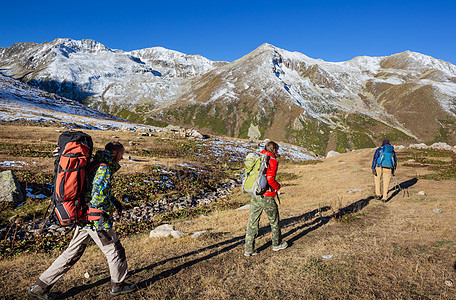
[371,148,380,169]
[266,158,281,191]
[111,197,123,214]
[90,165,115,214]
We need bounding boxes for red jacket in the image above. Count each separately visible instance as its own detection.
[261,150,281,197]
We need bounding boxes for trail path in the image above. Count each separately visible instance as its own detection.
[1,148,455,299]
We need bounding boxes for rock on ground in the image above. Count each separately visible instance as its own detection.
[149,224,185,238]
[0,170,24,207]
[190,230,208,239]
[326,150,341,158]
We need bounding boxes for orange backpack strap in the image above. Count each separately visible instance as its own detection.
[86,207,110,221]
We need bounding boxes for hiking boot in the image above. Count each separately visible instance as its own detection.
[382,199,388,203]
[110,282,137,296]
[374,195,382,200]
[244,250,258,257]
[272,242,288,252]
[26,285,51,300]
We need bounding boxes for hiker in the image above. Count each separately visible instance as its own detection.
[244,141,288,256]
[27,142,137,299]
[371,139,397,202]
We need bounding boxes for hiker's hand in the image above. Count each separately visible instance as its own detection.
[112,198,123,215]
[372,168,377,176]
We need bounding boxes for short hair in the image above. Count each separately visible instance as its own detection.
[264,141,279,154]
[105,141,124,153]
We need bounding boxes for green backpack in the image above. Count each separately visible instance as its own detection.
[242,152,270,195]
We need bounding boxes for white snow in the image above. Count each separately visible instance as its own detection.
[0,73,163,131]
[0,161,28,168]
[1,38,455,144]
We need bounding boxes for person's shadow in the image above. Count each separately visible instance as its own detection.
[383,177,418,203]
[58,195,376,297]
[58,206,331,298]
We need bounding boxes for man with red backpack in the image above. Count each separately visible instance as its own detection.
[371,139,397,203]
[27,141,137,299]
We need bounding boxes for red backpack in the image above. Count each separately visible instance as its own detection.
[51,131,93,226]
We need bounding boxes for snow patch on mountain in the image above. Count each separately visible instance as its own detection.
[1,38,456,138]
[129,47,226,79]
[0,73,157,130]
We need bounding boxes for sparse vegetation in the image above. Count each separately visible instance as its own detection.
[397,148,456,180]
[0,125,455,299]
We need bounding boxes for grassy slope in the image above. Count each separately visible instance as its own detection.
[0,128,455,299]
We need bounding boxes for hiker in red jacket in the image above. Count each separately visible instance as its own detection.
[244,141,288,256]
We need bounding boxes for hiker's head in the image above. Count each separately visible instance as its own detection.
[382,139,390,146]
[105,142,125,163]
[264,141,279,156]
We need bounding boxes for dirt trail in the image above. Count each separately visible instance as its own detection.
[1,147,455,299]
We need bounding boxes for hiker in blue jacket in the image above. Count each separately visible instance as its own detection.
[371,139,397,202]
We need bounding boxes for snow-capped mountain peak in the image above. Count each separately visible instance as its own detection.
[1,38,455,153]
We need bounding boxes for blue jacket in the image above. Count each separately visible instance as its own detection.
[372,145,397,169]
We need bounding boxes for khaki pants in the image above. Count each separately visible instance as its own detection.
[374,167,392,198]
[36,226,127,290]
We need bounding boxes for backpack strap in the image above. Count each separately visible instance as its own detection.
[86,207,111,231]
[87,162,108,175]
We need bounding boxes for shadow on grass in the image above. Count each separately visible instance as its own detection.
[59,197,374,297]
[384,177,418,203]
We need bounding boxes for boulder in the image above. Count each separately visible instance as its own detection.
[188,129,204,139]
[0,170,24,207]
[190,230,208,239]
[409,143,428,149]
[430,142,453,151]
[247,124,261,141]
[166,125,182,132]
[119,126,132,132]
[326,150,341,158]
[136,127,151,134]
[149,224,185,238]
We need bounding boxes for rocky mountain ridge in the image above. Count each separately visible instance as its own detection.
[1,38,455,154]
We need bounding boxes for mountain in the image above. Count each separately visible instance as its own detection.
[1,38,455,154]
[0,72,138,130]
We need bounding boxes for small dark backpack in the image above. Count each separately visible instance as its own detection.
[51,131,93,226]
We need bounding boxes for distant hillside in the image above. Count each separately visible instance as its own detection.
[0,73,135,130]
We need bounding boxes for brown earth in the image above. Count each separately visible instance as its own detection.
[0,126,455,299]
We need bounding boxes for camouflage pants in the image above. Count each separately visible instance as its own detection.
[244,195,282,253]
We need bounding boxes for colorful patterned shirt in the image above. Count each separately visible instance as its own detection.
[83,149,121,230]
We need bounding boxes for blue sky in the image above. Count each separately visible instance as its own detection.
[1,0,455,64]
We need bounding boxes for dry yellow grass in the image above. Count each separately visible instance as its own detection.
[0,125,455,299]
